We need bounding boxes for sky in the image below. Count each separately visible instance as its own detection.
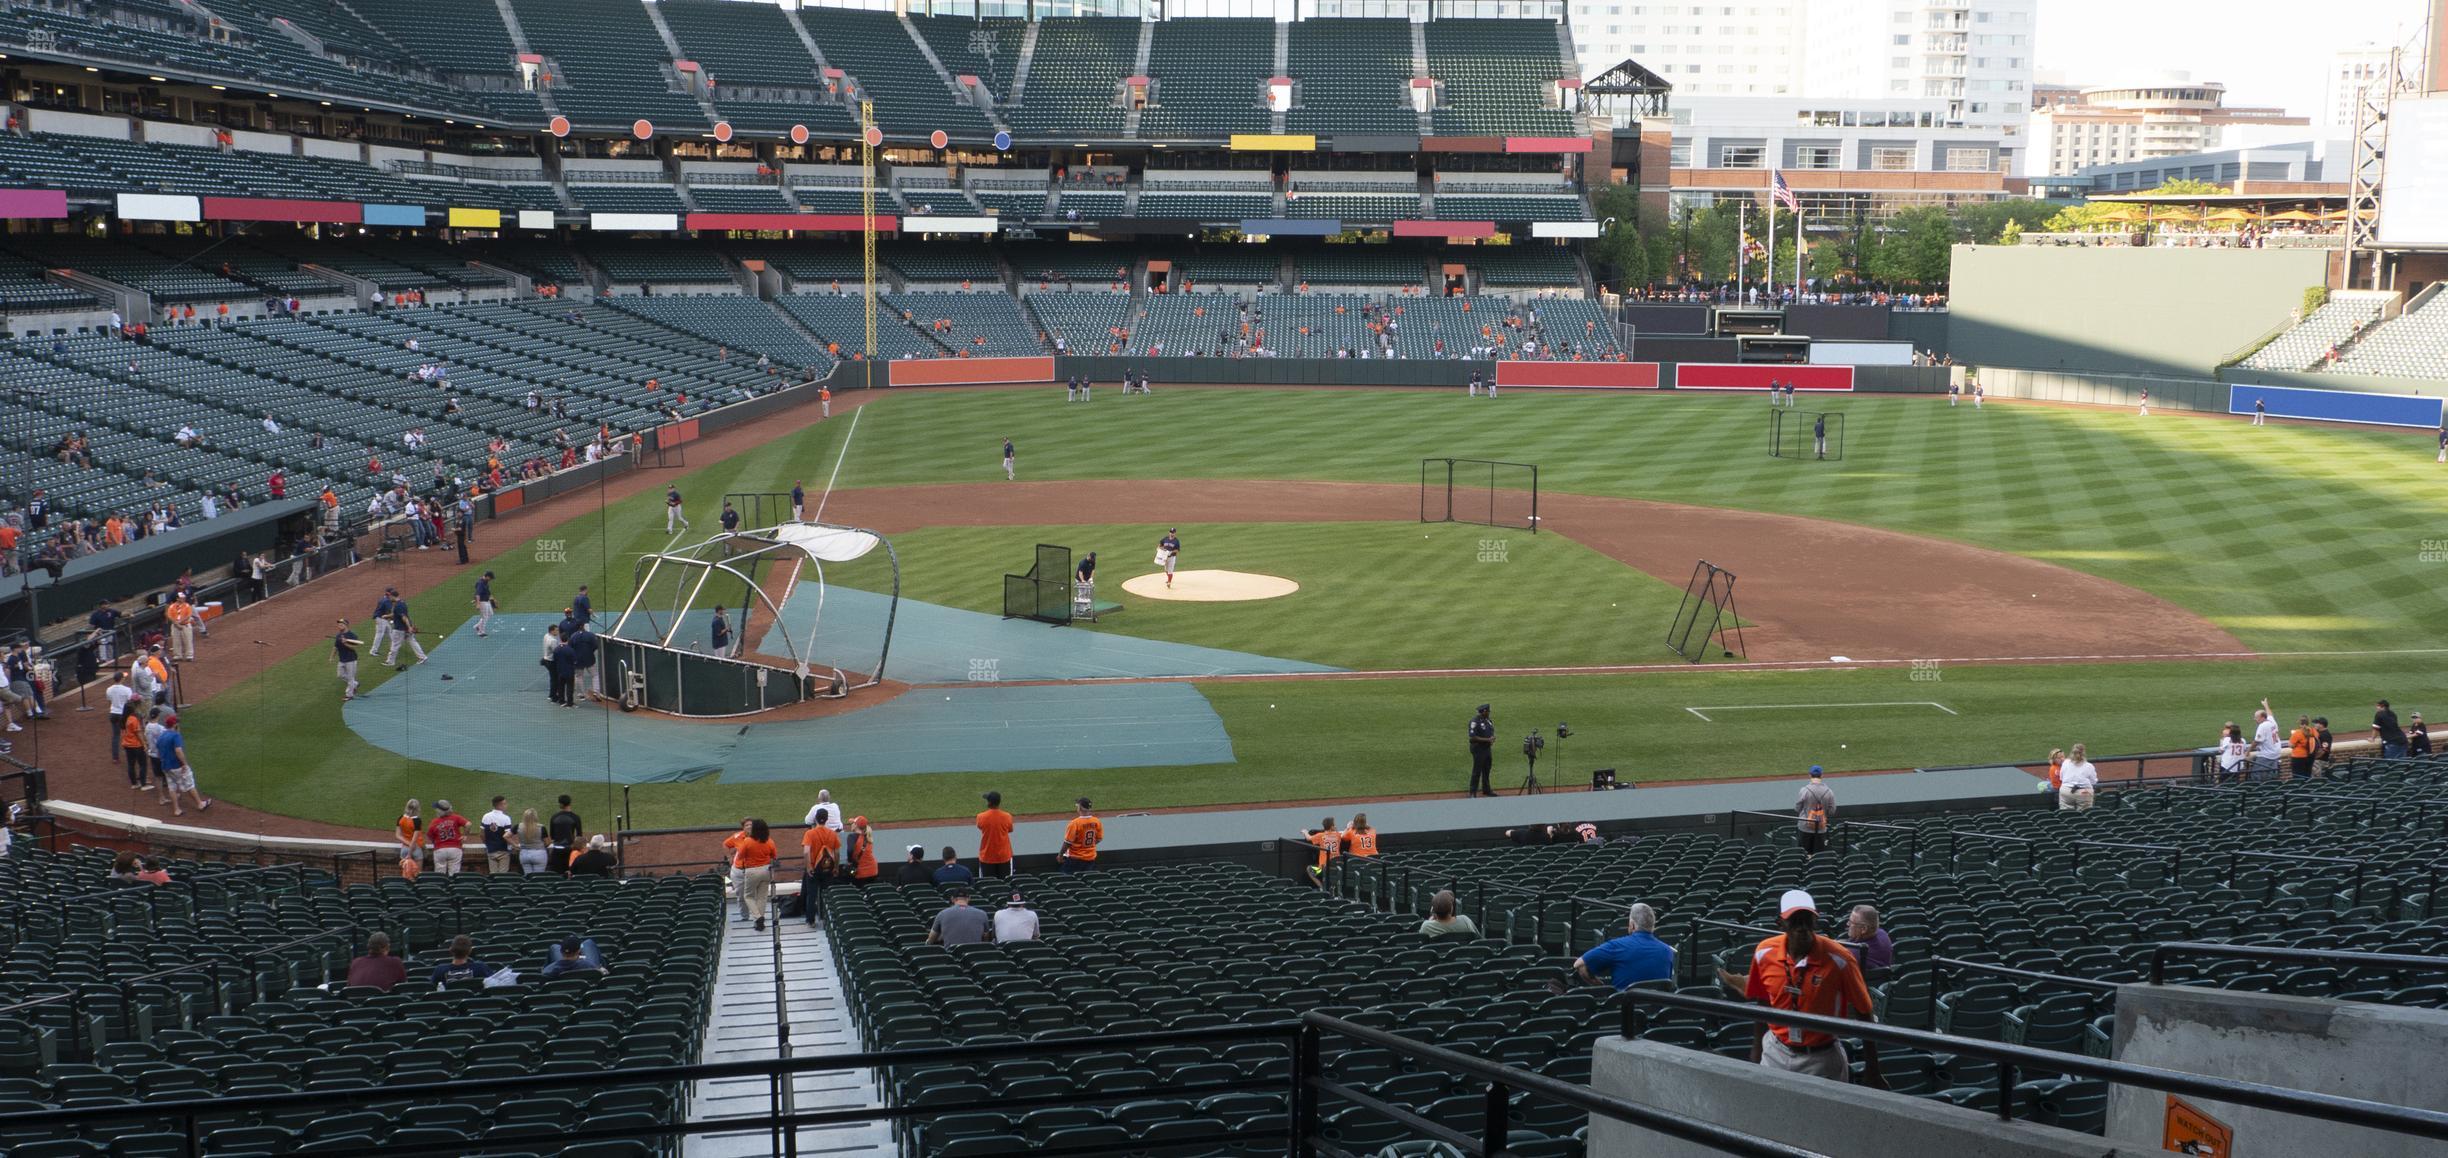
[2034,0,2428,120]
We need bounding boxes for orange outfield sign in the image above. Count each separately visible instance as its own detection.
[2163,1096,2232,1156]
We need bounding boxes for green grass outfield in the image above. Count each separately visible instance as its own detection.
[182,389,2448,831]
[855,521,1702,670]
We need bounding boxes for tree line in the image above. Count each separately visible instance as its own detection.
[1584,183,2060,293]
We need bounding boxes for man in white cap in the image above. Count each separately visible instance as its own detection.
[1715,889,1881,1082]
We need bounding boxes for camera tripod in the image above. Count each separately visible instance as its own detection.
[1520,743,1544,795]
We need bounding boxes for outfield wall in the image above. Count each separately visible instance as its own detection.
[1972,367,2229,413]
[2228,382,2445,428]
[2221,366,2448,398]
[1949,245,2328,377]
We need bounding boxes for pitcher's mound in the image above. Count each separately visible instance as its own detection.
[1122,570,1301,602]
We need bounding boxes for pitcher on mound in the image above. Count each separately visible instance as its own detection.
[1156,528,1182,588]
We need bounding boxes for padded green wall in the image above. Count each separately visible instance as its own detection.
[1948,245,2330,377]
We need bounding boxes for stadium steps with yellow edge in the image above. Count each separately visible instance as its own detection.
[686,911,896,1156]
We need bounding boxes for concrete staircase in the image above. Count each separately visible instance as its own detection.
[486,0,564,124]
[639,0,726,133]
[684,915,894,1157]
[1270,22,1290,135]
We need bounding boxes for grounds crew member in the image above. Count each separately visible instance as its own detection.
[1716,890,1882,1083]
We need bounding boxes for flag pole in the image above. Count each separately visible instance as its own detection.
[1736,197,1747,293]
[1766,182,1776,301]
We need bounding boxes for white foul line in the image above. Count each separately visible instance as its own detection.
[813,403,863,524]
[1685,701,1959,722]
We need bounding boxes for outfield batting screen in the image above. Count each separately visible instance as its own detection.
[1420,459,1540,532]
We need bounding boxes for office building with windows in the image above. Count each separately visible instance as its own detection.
[2028,74,2310,177]
[1667,96,2018,221]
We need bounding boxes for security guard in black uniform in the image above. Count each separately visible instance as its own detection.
[1467,704,1497,797]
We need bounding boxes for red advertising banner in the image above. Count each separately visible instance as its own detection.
[889,357,1056,387]
[1673,363,1855,391]
[0,189,68,219]
[201,197,360,223]
[1391,219,1494,238]
[1492,361,1661,389]
[1502,137,1596,153]
[656,419,701,449]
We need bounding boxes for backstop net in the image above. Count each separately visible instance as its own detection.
[1769,409,1846,461]
[1666,560,1747,663]
[1420,459,1540,532]
[1002,543,1073,624]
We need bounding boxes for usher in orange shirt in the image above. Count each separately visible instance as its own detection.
[975,809,1014,865]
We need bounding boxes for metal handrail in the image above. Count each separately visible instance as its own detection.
[1930,955,2122,993]
[2147,942,2448,985]
[1296,1011,1824,1158]
[1621,988,2448,1135]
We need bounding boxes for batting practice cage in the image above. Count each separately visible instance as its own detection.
[1420,458,1540,532]
[1667,559,1747,662]
[1769,409,1846,460]
[603,523,899,717]
[1003,543,1073,625]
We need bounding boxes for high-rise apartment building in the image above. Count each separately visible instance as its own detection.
[1570,0,2033,167]
[1565,0,1807,97]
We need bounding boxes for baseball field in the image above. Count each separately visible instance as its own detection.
[177,386,2448,831]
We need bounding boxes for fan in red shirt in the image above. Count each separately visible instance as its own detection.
[426,801,470,877]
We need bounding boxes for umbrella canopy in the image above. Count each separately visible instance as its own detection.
[2273,209,2323,222]
[2204,208,2255,223]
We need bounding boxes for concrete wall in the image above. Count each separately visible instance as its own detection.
[1948,245,2328,377]
[1974,367,2228,413]
[1888,309,1951,357]
[1590,1037,2142,1158]
[2108,985,2448,1158]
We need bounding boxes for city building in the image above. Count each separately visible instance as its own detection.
[2073,138,2351,195]
[2027,73,2310,177]
[2326,43,2401,128]
[1800,0,2036,159]
[1565,0,1806,97]
[1665,95,2020,222]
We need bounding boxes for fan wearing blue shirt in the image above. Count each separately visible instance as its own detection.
[1572,903,1676,991]
[931,846,974,886]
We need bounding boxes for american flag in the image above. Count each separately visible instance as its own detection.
[1770,170,1799,210]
